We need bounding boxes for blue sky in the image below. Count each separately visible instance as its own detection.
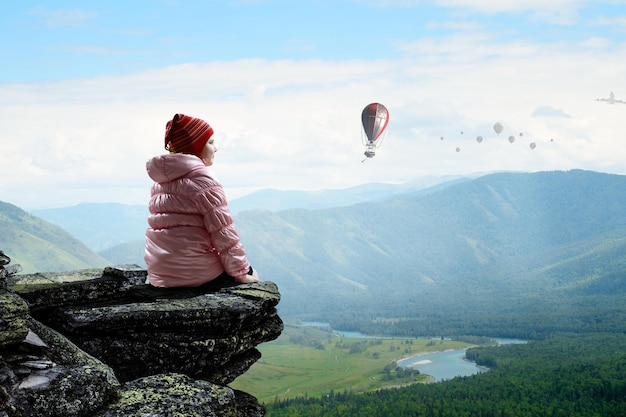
[1,1,626,209]
[4,1,625,82]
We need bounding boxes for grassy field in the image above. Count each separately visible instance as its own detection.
[230,324,472,404]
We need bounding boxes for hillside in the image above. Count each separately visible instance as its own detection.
[234,169,626,319]
[0,201,110,273]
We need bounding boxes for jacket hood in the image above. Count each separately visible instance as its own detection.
[146,153,205,183]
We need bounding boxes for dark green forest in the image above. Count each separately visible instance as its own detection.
[266,333,626,416]
[326,292,626,340]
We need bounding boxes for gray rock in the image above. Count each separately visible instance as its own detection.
[0,292,29,347]
[94,373,265,417]
[1,262,283,417]
[2,317,120,417]
[17,268,282,385]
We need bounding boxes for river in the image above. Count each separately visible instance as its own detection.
[398,349,485,382]
[299,322,527,382]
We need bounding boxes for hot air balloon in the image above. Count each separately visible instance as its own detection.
[530,142,536,150]
[361,102,389,159]
[493,122,504,135]
[476,136,483,143]
[508,136,515,144]
[455,147,461,153]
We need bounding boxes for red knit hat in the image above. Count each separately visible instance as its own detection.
[164,113,214,157]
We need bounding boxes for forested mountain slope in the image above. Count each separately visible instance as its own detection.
[235,169,626,319]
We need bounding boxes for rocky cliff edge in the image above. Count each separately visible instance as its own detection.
[0,252,283,417]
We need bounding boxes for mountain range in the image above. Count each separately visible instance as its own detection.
[29,173,474,253]
[7,176,459,273]
[227,174,476,214]
[4,169,626,324]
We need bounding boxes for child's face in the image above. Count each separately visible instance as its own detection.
[200,138,217,166]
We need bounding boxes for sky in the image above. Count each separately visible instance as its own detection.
[1,0,626,210]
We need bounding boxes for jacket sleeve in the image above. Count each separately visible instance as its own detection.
[194,182,250,278]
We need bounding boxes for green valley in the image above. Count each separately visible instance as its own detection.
[263,332,626,416]
[230,324,473,403]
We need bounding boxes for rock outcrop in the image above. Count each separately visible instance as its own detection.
[0,252,283,416]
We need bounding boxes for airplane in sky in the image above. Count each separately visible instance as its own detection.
[596,91,626,104]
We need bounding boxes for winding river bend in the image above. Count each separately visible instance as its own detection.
[398,338,527,382]
[301,323,527,382]
[398,349,486,382]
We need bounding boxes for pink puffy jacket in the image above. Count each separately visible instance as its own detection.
[144,153,250,287]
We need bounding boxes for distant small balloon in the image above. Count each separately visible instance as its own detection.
[530,142,536,150]
[456,147,461,153]
[493,122,504,135]
[440,136,444,140]
[508,136,515,144]
[519,132,524,137]
[476,136,483,143]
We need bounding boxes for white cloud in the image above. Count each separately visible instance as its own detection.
[532,105,571,118]
[28,7,101,28]
[2,31,626,210]
[435,0,586,16]
[591,15,626,31]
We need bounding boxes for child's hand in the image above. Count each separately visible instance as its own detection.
[235,267,259,283]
